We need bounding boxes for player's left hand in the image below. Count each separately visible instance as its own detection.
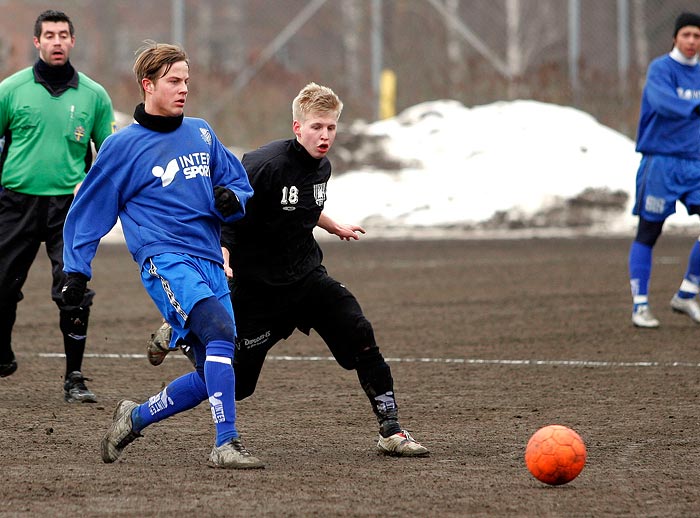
[335,223,366,241]
[221,246,233,278]
[214,186,241,217]
[61,273,89,306]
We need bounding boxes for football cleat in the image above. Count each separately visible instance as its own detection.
[631,304,659,329]
[209,438,265,469]
[101,399,142,463]
[0,357,17,378]
[670,294,700,324]
[146,321,173,366]
[64,371,97,403]
[377,429,429,457]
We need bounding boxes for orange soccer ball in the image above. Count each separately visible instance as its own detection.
[524,424,587,485]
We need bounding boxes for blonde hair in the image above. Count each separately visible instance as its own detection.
[133,40,189,100]
[292,82,343,123]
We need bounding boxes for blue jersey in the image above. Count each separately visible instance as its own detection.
[63,117,253,278]
[636,53,700,159]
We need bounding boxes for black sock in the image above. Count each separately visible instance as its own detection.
[60,308,89,377]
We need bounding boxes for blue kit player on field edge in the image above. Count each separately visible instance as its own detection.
[629,12,700,328]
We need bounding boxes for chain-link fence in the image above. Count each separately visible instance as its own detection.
[1,0,699,148]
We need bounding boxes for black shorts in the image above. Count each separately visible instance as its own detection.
[230,265,377,398]
[0,190,94,308]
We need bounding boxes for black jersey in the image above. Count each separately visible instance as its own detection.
[222,138,330,286]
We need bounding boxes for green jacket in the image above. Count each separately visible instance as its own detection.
[0,66,115,195]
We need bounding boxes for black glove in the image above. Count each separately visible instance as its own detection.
[61,273,89,306]
[214,186,241,218]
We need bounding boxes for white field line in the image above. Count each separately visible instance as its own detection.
[34,352,700,368]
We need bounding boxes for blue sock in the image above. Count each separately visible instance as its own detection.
[678,240,700,299]
[629,241,652,308]
[204,340,238,447]
[131,371,208,432]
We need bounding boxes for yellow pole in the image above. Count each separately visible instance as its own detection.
[379,69,397,120]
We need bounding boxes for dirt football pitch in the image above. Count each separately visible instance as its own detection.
[2,236,700,517]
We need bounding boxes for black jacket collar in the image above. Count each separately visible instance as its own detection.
[133,103,184,133]
[33,59,78,97]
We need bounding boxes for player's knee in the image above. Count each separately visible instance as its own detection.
[336,319,378,370]
[356,343,384,368]
[351,322,382,370]
[188,296,235,344]
[635,218,664,247]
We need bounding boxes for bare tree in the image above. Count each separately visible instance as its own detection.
[342,1,362,101]
[445,0,466,94]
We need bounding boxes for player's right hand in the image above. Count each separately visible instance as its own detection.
[214,186,241,217]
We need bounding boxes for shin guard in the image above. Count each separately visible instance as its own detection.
[205,340,239,446]
[60,307,89,376]
[356,348,401,436]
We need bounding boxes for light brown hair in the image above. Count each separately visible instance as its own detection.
[133,40,189,100]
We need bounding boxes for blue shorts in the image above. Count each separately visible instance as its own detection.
[633,154,700,221]
[141,253,234,341]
